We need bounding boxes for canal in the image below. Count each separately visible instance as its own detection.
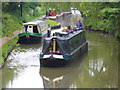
[1,30,118,88]
[1,14,119,88]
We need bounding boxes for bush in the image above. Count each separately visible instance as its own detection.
[2,13,22,37]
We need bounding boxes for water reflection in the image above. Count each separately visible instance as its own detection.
[2,44,43,88]
[1,17,118,88]
[40,59,84,88]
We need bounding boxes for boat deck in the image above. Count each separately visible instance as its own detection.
[46,29,84,40]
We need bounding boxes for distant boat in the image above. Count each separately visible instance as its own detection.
[45,11,72,21]
[40,28,88,67]
[45,16,58,21]
[18,20,50,44]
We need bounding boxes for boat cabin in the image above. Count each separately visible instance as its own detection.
[42,30,86,55]
[22,20,49,34]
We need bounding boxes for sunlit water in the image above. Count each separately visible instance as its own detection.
[1,30,118,88]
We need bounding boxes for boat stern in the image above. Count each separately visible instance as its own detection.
[40,53,72,67]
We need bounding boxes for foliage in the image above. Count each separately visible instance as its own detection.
[0,37,18,65]
[1,2,46,65]
[2,13,22,38]
[41,2,120,38]
[2,2,45,38]
[99,7,120,37]
[2,2,120,38]
[78,2,120,38]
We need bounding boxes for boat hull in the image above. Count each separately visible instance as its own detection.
[40,42,88,67]
[18,32,46,44]
[18,35,42,44]
[40,58,72,67]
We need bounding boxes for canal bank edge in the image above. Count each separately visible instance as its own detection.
[85,27,120,40]
[0,37,18,69]
[0,23,61,69]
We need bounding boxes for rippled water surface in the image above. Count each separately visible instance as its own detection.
[1,14,119,88]
[2,30,118,88]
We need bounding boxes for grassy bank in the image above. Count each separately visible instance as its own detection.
[0,37,18,66]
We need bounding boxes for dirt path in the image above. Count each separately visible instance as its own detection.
[0,30,21,47]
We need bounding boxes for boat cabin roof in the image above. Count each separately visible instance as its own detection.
[45,29,84,41]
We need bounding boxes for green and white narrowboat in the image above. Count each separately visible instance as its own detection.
[18,20,50,44]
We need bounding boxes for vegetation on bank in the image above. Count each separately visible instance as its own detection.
[0,37,18,65]
[2,2,45,38]
[1,2,61,66]
[1,2,45,66]
[78,2,120,38]
[41,2,120,38]
[2,2,120,39]
[1,2,120,65]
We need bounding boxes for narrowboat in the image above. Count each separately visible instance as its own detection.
[40,28,88,67]
[18,20,50,44]
[45,11,72,21]
[45,16,58,21]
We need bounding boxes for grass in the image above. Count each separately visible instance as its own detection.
[2,13,22,38]
[0,37,18,65]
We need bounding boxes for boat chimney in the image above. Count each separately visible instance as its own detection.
[47,29,51,37]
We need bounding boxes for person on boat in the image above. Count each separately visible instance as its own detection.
[46,10,49,16]
[49,10,51,16]
[50,10,55,16]
[76,19,83,29]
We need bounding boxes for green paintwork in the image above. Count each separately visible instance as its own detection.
[18,32,42,37]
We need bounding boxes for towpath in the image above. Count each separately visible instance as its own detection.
[0,30,20,47]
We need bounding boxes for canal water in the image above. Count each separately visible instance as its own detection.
[1,30,118,88]
[1,13,119,88]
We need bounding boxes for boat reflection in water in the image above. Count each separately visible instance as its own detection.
[39,55,86,88]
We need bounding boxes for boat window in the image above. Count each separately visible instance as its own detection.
[29,26,32,28]
[39,22,48,32]
[27,25,33,33]
[33,26,39,33]
[25,26,28,32]
[22,26,25,32]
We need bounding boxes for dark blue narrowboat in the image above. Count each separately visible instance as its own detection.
[40,28,88,67]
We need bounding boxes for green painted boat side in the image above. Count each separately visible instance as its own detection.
[18,32,42,37]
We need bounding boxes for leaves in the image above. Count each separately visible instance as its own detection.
[2,2,120,38]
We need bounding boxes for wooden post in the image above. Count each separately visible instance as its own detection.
[53,39,56,53]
